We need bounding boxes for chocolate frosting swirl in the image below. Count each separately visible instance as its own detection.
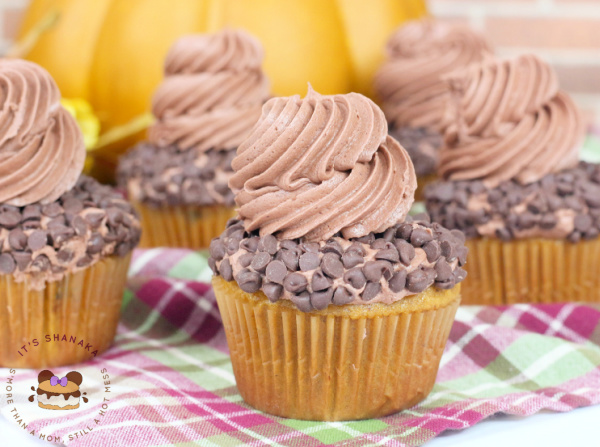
[149,29,270,152]
[374,19,492,131]
[439,54,584,187]
[0,59,85,207]
[229,87,417,242]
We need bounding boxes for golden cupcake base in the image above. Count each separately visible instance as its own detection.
[133,202,236,249]
[213,276,460,421]
[461,237,600,305]
[0,254,131,369]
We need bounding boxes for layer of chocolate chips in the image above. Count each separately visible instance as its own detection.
[117,142,236,207]
[209,215,467,312]
[0,176,141,276]
[389,126,441,178]
[425,162,600,242]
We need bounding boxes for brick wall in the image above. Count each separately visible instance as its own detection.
[1,0,600,124]
[429,0,600,126]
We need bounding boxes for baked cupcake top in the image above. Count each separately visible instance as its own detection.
[374,19,492,132]
[210,88,468,312]
[426,54,593,242]
[118,29,270,207]
[0,59,140,289]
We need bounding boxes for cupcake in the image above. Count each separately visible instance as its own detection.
[0,59,141,368]
[374,19,492,199]
[209,87,468,421]
[425,54,594,305]
[118,29,270,249]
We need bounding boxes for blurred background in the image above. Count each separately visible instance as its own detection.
[0,0,599,177]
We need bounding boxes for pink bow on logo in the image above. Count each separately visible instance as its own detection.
[50,376,68,387]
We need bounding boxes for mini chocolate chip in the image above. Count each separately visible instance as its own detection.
[220,259,233,281]
[263,283,283,302]
[291,292,312,312]
[363,260,393,282]
[57,248,73,263]
[371,239,388,250]
[410,227,433,247]
[432,183,455,202]
[226,237,240,255]
[279,249,299,271]
[84,212,105,228]
[345,242,367,256]
[355,233,375,244]
[208,257,217,274]
[225,223,244,237]
[238,253,254,268]
[311,270,332,291]
[32,254,51,271]
[454,267,467,282]
[251,252,271,273]
[0,253,16,273]
[342,251,363,269]
[321,252,344,278]
[209,239,226,261]
[584,191,600,208]
[435,259,453,282]
[322,240,343,256]
[423,240,441,263]
[259,234,278,255]
[440,239,455,260]
[22,204,41,221]
[564,196,583,212]
[574,214,593,233]
[344,268,367,289]
[540,213,557,229]
[240,237,259,253]
[76,255,93,268]
[266,260,287,284]
[450,229,466,244]
[41,203,63,218]
[236,269,262,293]
[280,240,298,251]
[568,231,582,243]
[406,269,432,293]
[333,286,354,306]
[362,282,381,301]
[0,211,21,229]
[8,229,27,251]
[62,197,83,214]
[299,252,320,271]
[311,288,333,310]
[383,227,396,242]
[495,227,512,242]
[72,215,88,236]
[283,272,308,293]
[585,227,599,240]
[301,242,320,253]
[396,223,413,241]
[27,230,47,251]
[389,270,407,293]
[375,246,400,262]
[394,239,415,265]
[13,252,31,270]
[457,246,468,266]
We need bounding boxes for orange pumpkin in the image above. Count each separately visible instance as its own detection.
[18,0,427,164]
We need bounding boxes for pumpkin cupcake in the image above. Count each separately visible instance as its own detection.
[118,29,270,248]
[374,19,492,199]
[0,59,141,368]
[425,54,595,305]
[209,87,468,421]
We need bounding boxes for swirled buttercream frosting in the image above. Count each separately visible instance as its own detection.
[0,59,85,207]
[149,29,270,152]
[374,19,492,131]
[439,54,584,187]
[229,87,417,242]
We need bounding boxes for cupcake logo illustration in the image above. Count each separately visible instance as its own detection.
[28,370,89,411]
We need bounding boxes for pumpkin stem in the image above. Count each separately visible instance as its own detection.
[5,10,61,58]
[92,113,155,150]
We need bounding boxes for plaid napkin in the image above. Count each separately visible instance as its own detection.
[2,248,600,447]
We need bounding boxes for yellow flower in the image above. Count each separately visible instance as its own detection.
[60,98,100,150]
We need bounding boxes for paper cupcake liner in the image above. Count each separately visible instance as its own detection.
[0,254,131,369]
[133,202,236,249]
[213,276,460,421]
[461,237,600,305]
